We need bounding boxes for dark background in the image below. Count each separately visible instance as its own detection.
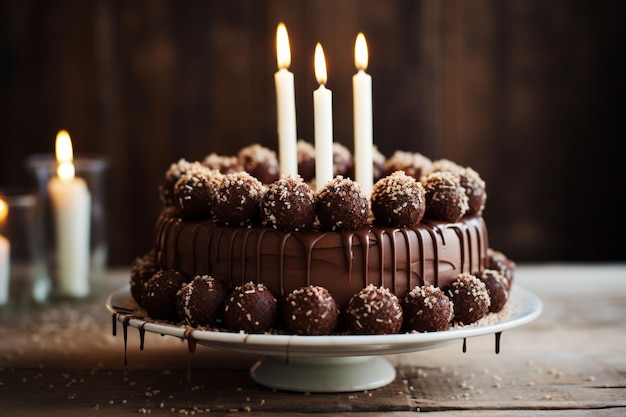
[0,0,624,267]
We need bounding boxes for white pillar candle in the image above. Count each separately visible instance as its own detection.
[313,43,333,191]
[275,23,298,177]
[48,131,91,298]
[0,199,10,305]
[353,32,374,199]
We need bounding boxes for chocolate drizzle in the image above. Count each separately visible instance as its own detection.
[122,315,129,365]
[184,327,197,353]
[355,230,370,286]
[341,232,355,281]
[495,331,502,354]
[138,325,146,350]
[155,211,488,309]
[111,313,117,336]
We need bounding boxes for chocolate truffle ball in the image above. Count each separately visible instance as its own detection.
[487,248,516,290]
[262,175,316,231]
[333,142,354,177]
[212,171,265,227]
[224,282,277,334]
[282,285,339,335]
[459,167,487,216]
[173,165,223,220]
[371,171,426,227]
[142,270,188,322]
[385,150,433,180]
[316,176,369,231]
[476,269,509,313]
[177,275,228,328]
[345,285,403,335]
[237,144,280,184]
[297,140,316,183]
[159,159,204,207]
[402,285,454,333]
[446,273,491,325]
[426,160,486,216]
[130,250,160,307]
[202,153,243,174]
[423,171,469,222]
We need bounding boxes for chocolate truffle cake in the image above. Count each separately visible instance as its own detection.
[131,145,515,335]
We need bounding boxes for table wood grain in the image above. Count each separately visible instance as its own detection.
[1,264,625,416]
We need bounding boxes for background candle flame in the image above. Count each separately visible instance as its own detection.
[314,43,327,85]
[355,33,368,71]
[0,198,7,223]
[276,23,291,70]
[55,130,76,181]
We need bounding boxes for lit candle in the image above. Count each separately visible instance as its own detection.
[353,32,373,198]
[48,130,91,298]
[0,198,9,305]
[313,43,333,191]
[275,22,298,177]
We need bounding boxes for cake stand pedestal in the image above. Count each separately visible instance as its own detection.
[250,355,396,393]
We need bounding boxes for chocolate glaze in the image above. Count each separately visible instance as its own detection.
[154,209,488,310]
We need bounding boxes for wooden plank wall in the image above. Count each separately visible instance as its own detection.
[0,0,623,265]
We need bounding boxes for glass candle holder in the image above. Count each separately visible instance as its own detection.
[0,189,46,313]
[26,154,108,300]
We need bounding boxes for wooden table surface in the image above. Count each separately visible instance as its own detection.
[1,263,625,416]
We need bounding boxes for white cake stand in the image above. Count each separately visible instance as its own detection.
[106,285,542,393]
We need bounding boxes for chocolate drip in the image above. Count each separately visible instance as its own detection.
[155,212,488,309]
[170,219,184,270]
[495,331,502,354]
[255,229,270,283]
[353,229,370,286]
[389,230,397,291]
[138,325,146,351]
[341,232,355,281]
[278,232,289,287]
[190,223,201,274]
[184,327,197,353]
[450,224,467,273]
[464,225,472,272]
[205,224,212,275]
[122,316,130,365]
[290,231,328,291]
[462,337,467,353]
[111,313,117,336]
[400,229,413,291]
[211,228,226,267]
[226,230,237,285]
[425,227,440,286]
[415,228,425,286]
[372,228,386,282]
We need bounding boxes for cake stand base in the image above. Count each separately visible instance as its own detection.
[250,355,396,393]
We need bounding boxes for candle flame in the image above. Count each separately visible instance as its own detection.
[55,130,76,181]
[0,198,7,223]
[314,43,327,85]
[355,33,368,71]
[276,23,291,70]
